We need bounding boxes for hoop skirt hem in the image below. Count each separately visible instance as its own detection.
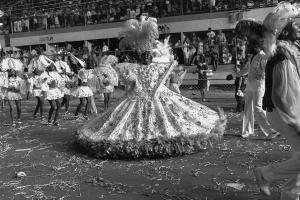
[74,110,226,159]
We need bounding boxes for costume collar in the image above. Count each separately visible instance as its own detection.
[277,40,300,58]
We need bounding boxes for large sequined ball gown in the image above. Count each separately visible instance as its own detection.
[75,61,226,159]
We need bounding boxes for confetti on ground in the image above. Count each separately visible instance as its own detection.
[0,102,288,200]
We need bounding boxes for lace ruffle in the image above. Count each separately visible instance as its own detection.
[74,112,226,159]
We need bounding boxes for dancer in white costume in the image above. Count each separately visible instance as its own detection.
[44,63,64,126]
[0,70,8,109]
[0,58,25,125]
[54,58,74,115]
[72,67,94,119]
[75,16,226,159]
[96,55,119,110]
[234,20,279,138]
[29,68,48,120]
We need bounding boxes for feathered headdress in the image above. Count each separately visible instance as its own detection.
[151,36,174,63]
[151,36,171,57]
[235,2,300,57]
[101,55,119,66]
[263,2,300,57]
[119,16,159,53]
[0,58,24,72]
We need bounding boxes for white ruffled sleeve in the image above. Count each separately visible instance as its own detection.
[272,60,300,132]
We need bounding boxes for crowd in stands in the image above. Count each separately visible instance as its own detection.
[0,0,280,34]
[173,28,247,70]
[0,26,248,70]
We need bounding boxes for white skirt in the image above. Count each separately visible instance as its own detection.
[5,91,23,100]
[72,86,93,98]
[61,87,72,96]
[32,89,43,97]
[46,88,64,100]
[102,85,114,93]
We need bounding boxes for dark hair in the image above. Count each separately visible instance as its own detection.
[47,63,56,72]
[278,21,294,41]
[8,69,16,77]
[226,74,234,81]
[248,38,261,54]
[235,20,264,39]
[140,51,152,64]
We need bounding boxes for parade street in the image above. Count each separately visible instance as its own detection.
[0,98,289,200]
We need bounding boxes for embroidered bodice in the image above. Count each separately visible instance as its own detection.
[124,62,173,101]
[8,77,22,89]
[248,51,267,82]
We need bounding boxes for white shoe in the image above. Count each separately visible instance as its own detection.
[241,134,249,138]
[241,132,252,138]
[268,132,280,139]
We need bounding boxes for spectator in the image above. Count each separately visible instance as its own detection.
[211,44,219,71]
[207,28,215,48]
[192,53,209,101]
[197,37,204,55]
[102,42,109,53]
[65,6,72,27]
[42,11,47,30]
[209,0,216,10]
[86,7,92,25]
[57,8,63,28]
[222,46,232,64]
[182,37,190,65]
[216,30,227,61]
[73,6,80,25]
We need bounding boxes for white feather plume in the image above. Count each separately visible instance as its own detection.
[0,58,24,72]
[119,16,159,53]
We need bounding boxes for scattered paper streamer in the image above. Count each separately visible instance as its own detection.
[15,148,31,152]
[16,172,27,178]
[225,183,245,190]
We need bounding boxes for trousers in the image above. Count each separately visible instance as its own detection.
[259,109,300,200]
[242,80,274,136]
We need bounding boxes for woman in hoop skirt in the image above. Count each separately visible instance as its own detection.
[75,16,226,159]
